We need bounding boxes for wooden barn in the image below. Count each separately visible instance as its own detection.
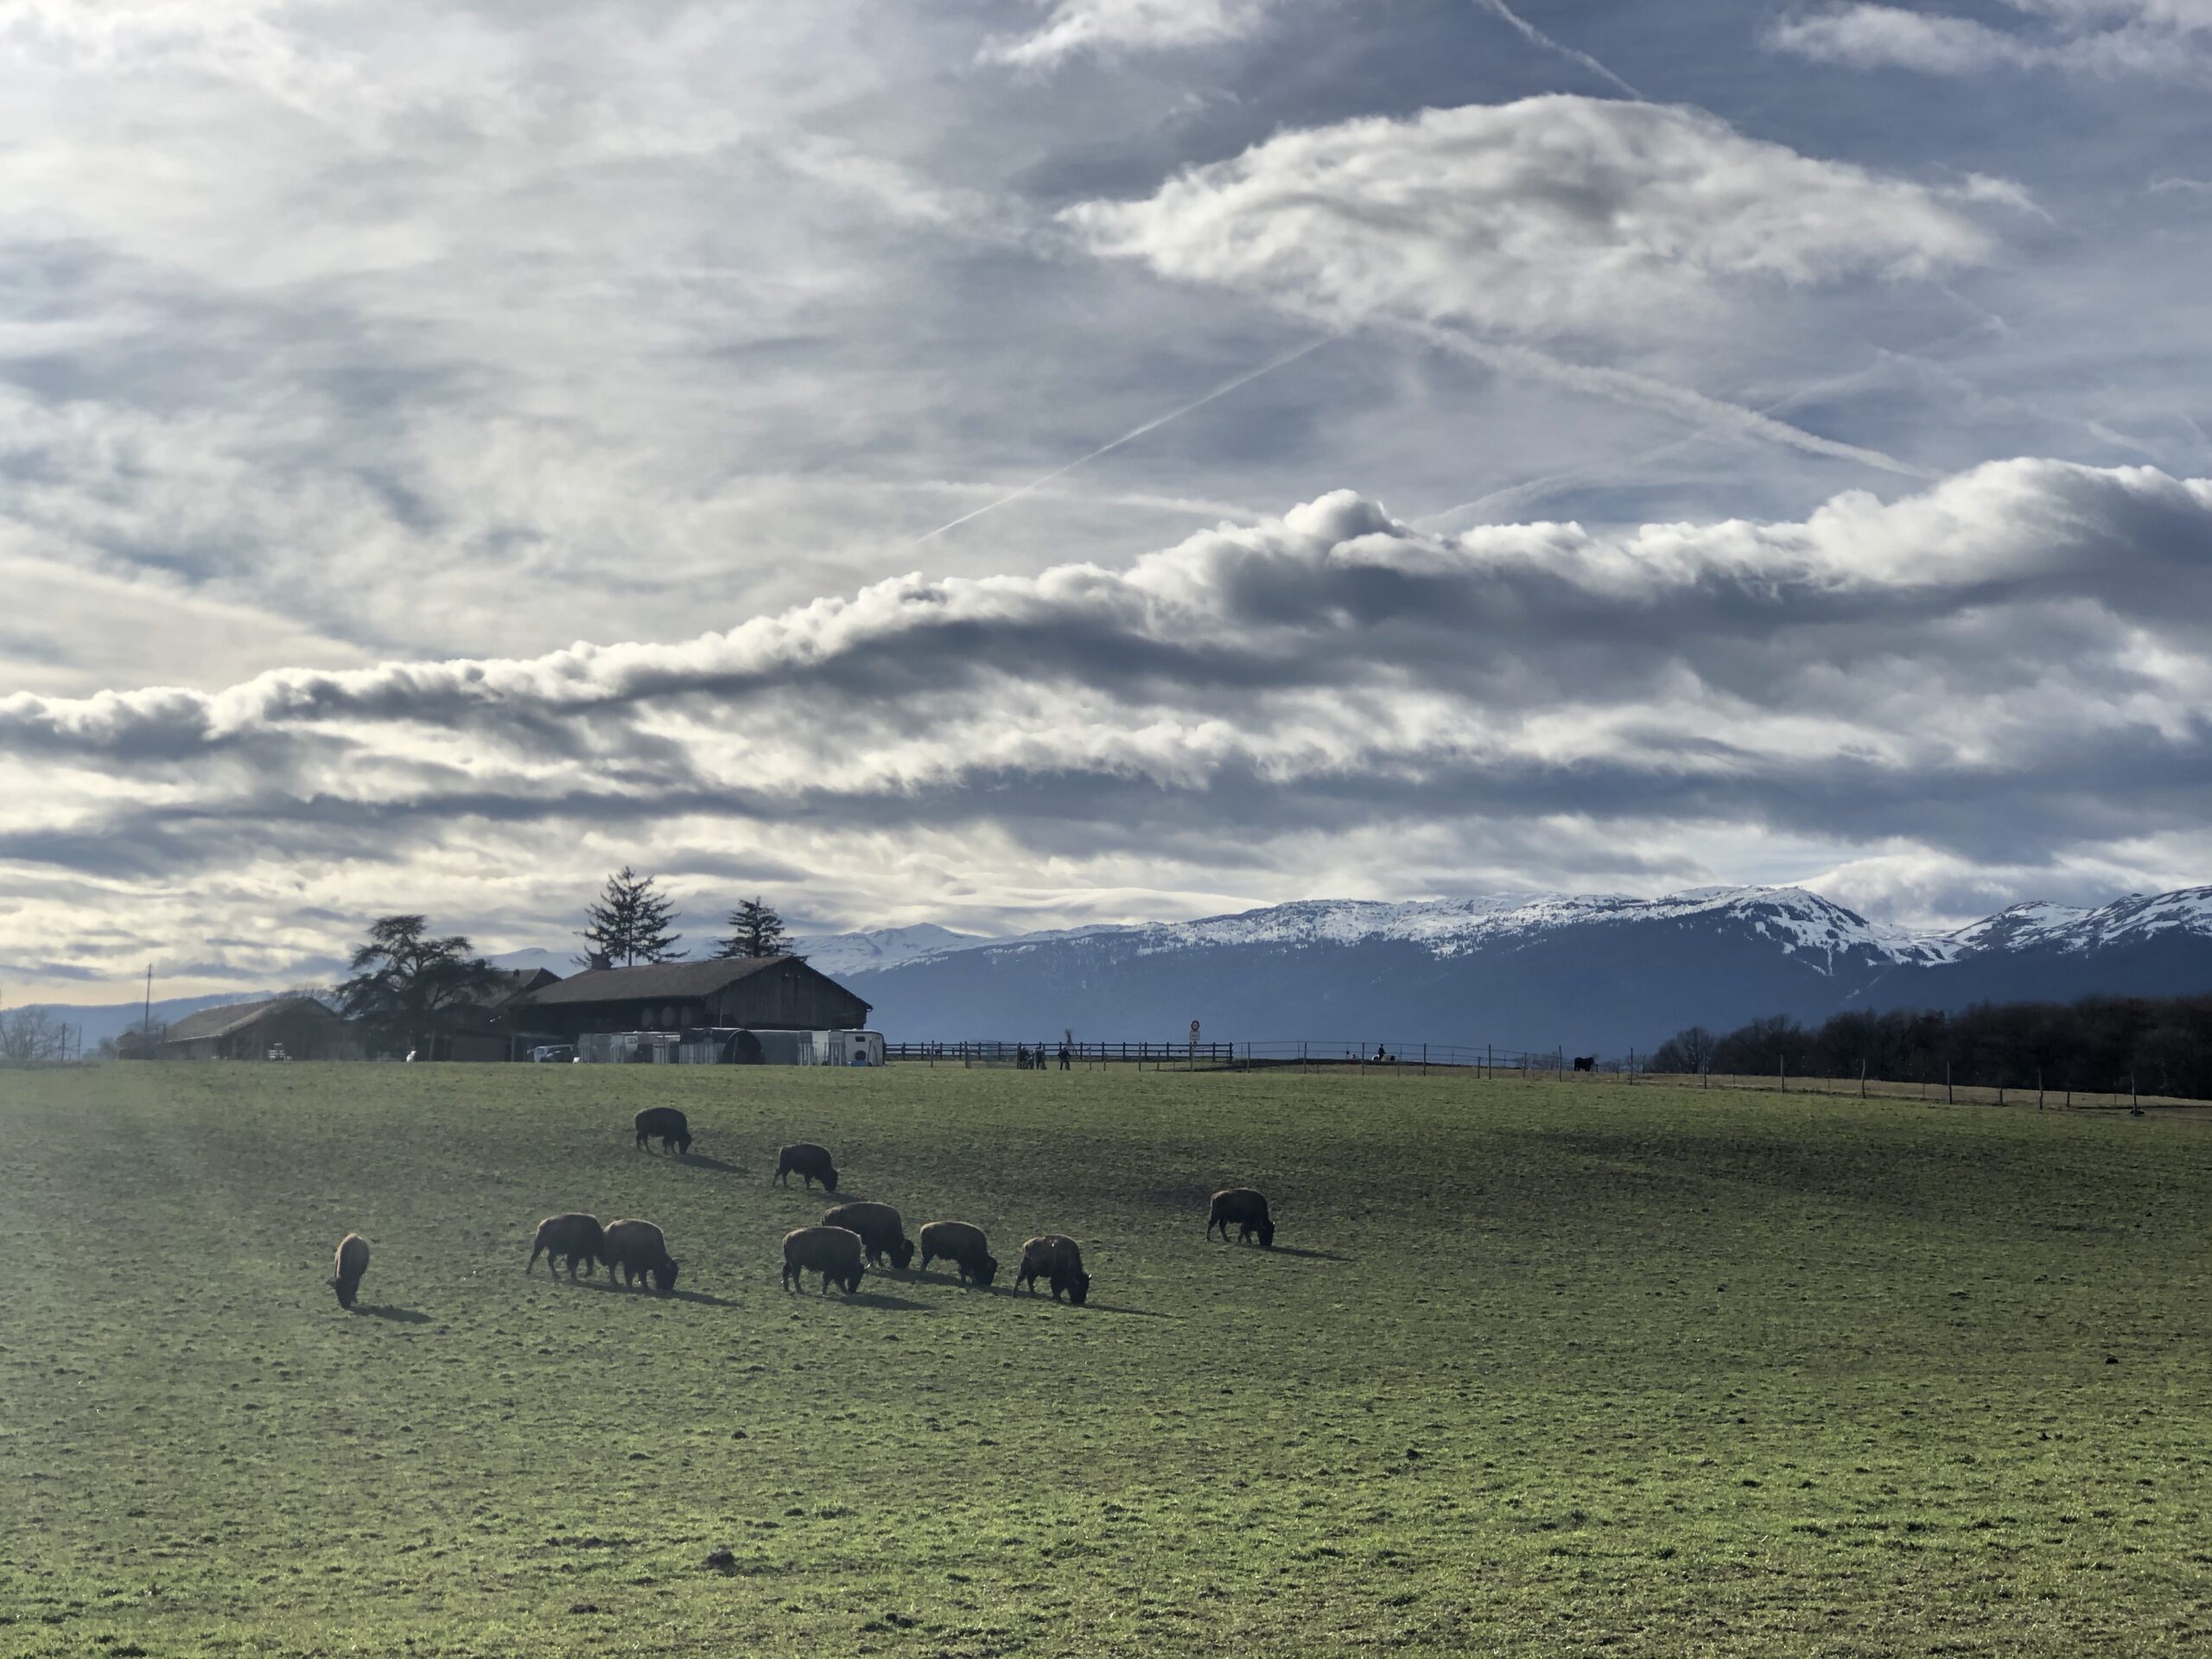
[521,957,869,1041]
[161,996,359,1061]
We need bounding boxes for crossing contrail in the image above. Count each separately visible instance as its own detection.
[913,336,1332,545]
[1472,0,1645,99]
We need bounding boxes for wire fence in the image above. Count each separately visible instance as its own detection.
[883,1039,2212,1111]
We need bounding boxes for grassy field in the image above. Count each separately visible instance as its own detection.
[1,1064,2208,1657]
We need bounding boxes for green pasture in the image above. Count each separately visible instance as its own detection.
[0,1063,2206,1656]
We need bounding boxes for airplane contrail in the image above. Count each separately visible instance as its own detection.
[1404,321,1935,482]
[1472,0,1645,100]
[912,336,1332,545]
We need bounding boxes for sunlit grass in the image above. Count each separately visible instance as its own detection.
[0,1063,2206,1656]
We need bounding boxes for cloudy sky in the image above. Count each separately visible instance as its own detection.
[4,0,2211,997]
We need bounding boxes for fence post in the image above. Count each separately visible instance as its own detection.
[1485,1042,1491,1079]
[2132,1073,2141,1115]
[1859,1058,1866,1099]
[1628,1047,1635,1084]
[1779,1055,1787,1094]
[1946,1063,1952,1104]
[1422,1042,1428,1077]
[1997,1082,2005,1108]
[2037,1067,2044,1109]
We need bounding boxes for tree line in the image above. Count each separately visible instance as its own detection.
[1649,994,2212,1098]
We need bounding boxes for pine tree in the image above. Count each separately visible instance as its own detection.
[578,867,685,968]
[715,896,791,960]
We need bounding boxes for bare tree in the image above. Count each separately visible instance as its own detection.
[0,1007,69,1065]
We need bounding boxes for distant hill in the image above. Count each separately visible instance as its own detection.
[826,887,2212,1052]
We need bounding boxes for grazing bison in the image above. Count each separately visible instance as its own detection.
[822,1200,914,1270]
[633,1106,692,1156]
[331,1233,370,1309]
[1572,1055,1596,1072]
[601,1217,681,1292]
[774,1142,839,1192]
[528,1212,604,1281]
[1206,1187,1276,1247]
[1016,1235,1090,1305]
[782,1225,865,1295]
[918,1220,997,1287]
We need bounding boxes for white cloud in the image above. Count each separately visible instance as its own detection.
[1063,99,2007,341]
[979,0,1284,67]
[6,457,2212,991]
[1772,0,2212,75]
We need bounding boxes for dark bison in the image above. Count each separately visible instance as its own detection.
[601,1217,680,1291]
[782,1225,865,1294]
[822,1200,913,1270]
[1016,1235,1090,1305]
[633,1106,692,1156]
[331,1233,370,1309]
[1572,1055,1596,1072]
[1206,1187,1275,1247]
[918,1220,996,1287]
[774,1142,838,1192]
[528,1212,604,1280]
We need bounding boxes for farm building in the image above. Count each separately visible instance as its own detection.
[161,996,360,1061]
[521,957,870,1042]
[435,966,564,1062]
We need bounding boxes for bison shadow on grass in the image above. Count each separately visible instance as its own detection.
[567,1279,742,1310]
[353,1304,432,1324]
[677,1154,745,1175]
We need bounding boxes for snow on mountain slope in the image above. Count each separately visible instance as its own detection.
[929,887,1933,977]
[789,924,992,977]
[1939,887,2212,957]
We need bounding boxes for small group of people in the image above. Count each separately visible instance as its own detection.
[1015,1041,1073,1071]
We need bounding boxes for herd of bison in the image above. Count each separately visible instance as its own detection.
[326,1103,1279,1312]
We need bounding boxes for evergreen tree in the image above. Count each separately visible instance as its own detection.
[715,896,791,959]
[335,915,501,1056]
[577,867,685,968]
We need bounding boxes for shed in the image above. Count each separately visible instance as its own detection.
[522,957,870,1041]
[160,996,359,1061]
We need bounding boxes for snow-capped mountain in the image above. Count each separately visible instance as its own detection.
[829,884,2212,1050]
[788,924,991,978]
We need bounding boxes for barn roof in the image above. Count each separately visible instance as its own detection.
[163,995,340,1044]
[524,955,822,1007]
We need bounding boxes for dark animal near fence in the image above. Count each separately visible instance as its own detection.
[1206,1187,1275,1247]
[1016,1235,1090,1305]
[774,1142,839,1192]
[633,1106,692,1156]
[1573,1055,1596,1072]
[918,1220,996,1287]
[331,1233,370,1309]
[601,1217,680,1291]
[822,1200,913,1270]
[528,1212,604,1280]
[782,1225,865,1294]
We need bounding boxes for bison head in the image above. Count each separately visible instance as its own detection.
[675,1132,693,1155]
[889,1237,915,1271]
[820,1168,839,1193]
[842,1266,864,1294]
[975,1254,999,1287]
[1256,1217,1276,1248]
[1066,1269,1090,1306]
[331,1276,355,1309]
[655,1259,682,1293]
